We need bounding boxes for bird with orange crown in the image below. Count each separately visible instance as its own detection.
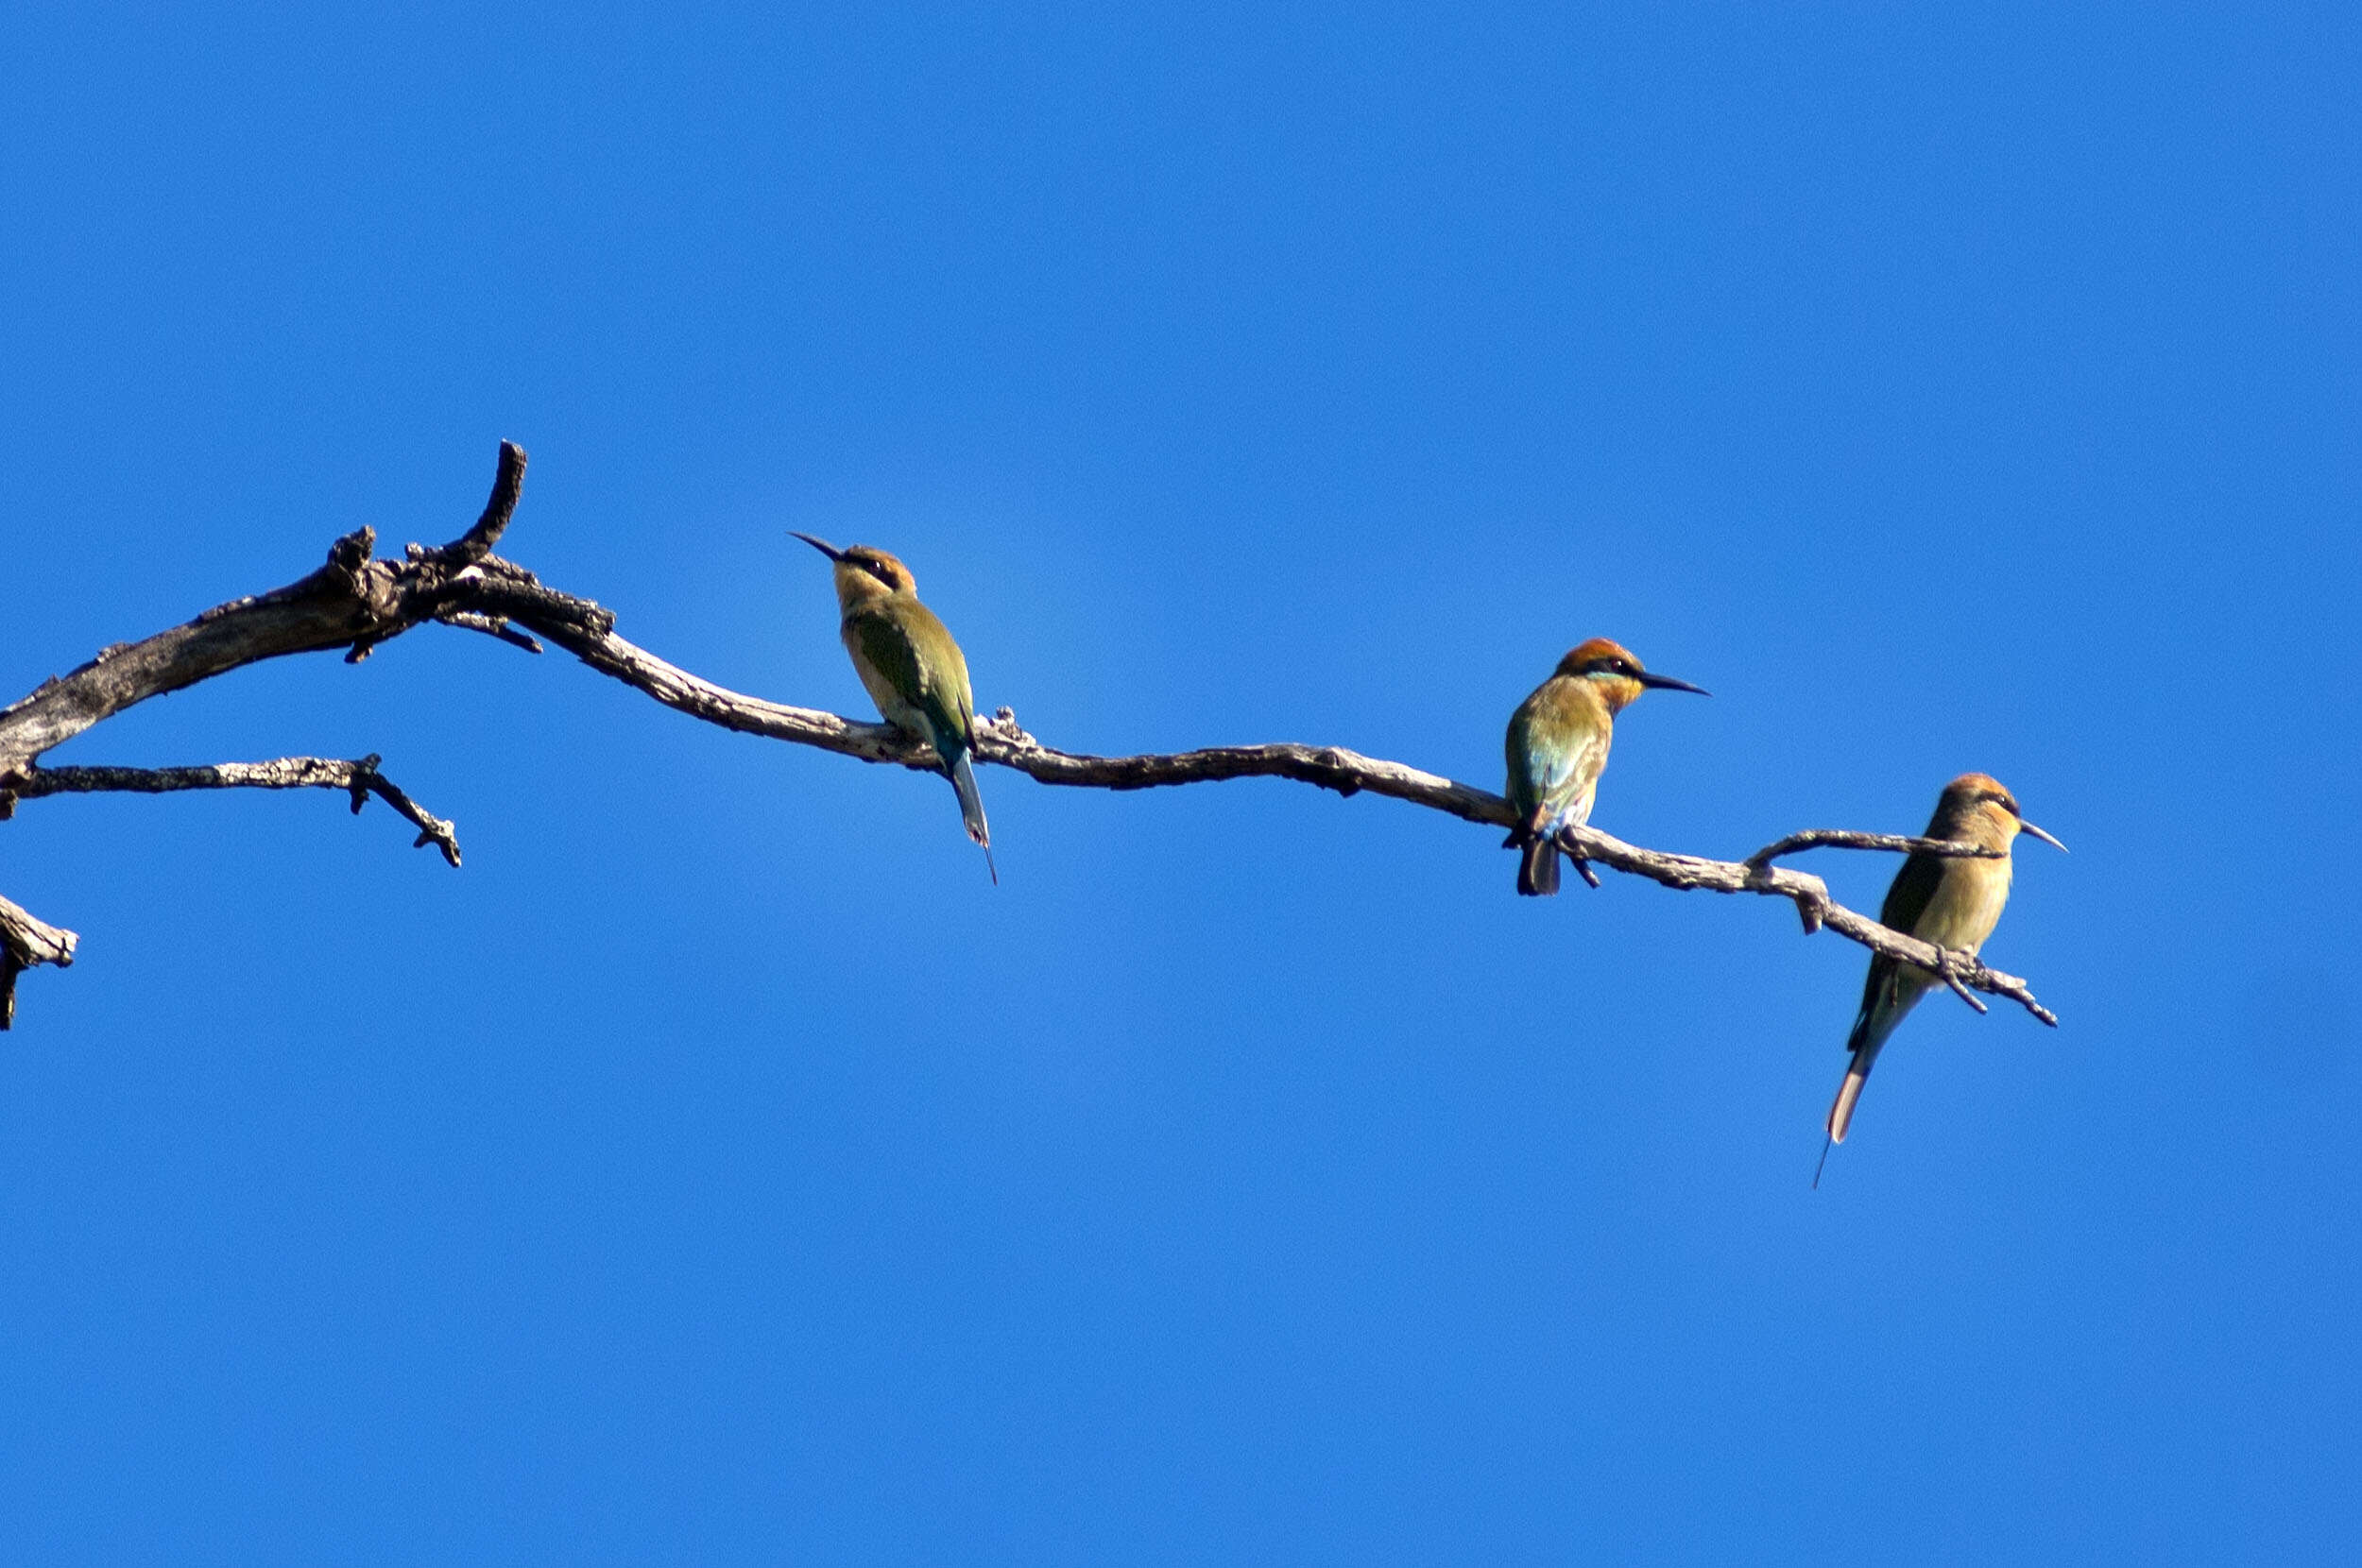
[1815,772,2064,1183]
[1503,638,1709,896]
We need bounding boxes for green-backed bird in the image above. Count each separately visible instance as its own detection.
[791,533,996,883]
[1503,638,1709,895]
[1818,773,2064,1180]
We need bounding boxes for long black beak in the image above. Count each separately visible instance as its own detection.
[1636,671,1711,697]
[2018,818,2068,853]
[789,531,845,561]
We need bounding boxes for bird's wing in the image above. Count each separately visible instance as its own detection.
[847,603,970,748]
[1510,714,1604,819]
[1503,705,1542,816]
[1877,847,1946,935]
[1847,847,1948,1048]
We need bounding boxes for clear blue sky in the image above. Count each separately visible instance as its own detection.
[3,3,2355,1561]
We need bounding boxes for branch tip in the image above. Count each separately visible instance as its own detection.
[1941,963,1991,1014]
[439,440,528,567]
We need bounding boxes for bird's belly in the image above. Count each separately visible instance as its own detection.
[1916,863,2013,953]
[862,672,921,733]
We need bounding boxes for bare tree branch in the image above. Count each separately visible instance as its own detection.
[436,582,2062,1027]
[1545,821,2057,1026]
[0,445,537,780]
[0,439,2059,1033]
[12,757,461,866]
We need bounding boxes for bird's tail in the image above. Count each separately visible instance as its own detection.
[1827,978,1909,1145]
[1813,1046,1879,1189]
[1816,982,1913,1185]
[1515,835,1560,897]
[947,744,996,884]
[1826,1047,1876,1146]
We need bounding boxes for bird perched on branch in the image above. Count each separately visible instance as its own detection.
[1818,773,2064,1181]
[1503,638,1709,895]
[791,533,995,883]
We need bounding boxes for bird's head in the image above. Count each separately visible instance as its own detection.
[791,534,917,606]
[1931,773,2067,854]
[1552,637,1710,715]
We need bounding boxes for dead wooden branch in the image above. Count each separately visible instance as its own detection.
[13,756,461,866]
[0,440,2057,1032]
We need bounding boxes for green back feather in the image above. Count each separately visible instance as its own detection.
[847,597,974,747]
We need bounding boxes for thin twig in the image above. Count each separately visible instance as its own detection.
[1743,828,2003,870]
[1940,964,1991,1014]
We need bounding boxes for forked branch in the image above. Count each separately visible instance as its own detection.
[0,442,2058,1031]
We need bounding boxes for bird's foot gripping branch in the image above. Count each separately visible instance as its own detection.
[0,442,2056,1039]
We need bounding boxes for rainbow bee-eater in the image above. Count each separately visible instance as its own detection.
[791,533,995,883]
[1818,773,2065,1180]
[1504,638,1709,895]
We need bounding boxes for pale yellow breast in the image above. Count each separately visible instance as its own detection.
[1912,854,2014,955]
